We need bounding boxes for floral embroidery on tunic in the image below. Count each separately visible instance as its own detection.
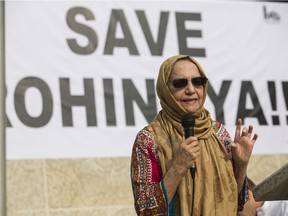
[131,128,167,215]
[131,122,249,215]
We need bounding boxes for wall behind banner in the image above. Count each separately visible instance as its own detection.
[4,1,288,216]
[5,156,288,216]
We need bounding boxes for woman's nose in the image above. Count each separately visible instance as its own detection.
[185,80,195,94]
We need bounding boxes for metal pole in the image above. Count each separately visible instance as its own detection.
[0,1,6,215]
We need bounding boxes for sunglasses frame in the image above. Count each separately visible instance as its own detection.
[172,76,208,88]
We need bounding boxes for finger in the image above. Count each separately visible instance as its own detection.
[181,136,192,147]
[246,126,254,139]
[186,136,198,142]
[195,148,201,157]
[234,118,242,139]
[244,125,257,140]
[192,146,200,154]
[230,142,237,149]
[187,143,199,153]
[187,141,200,150]
[241,127,248,136]
[252,133,258,142]
[185,137,198,148]
[190,150,200,160]
[180,136,186,148]
[248,125,253,134]
[195,146,200,152]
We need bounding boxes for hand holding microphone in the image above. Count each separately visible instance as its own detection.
[171,113,200,177]
[181,113,199,179]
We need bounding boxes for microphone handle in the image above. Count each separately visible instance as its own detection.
[184,127,196,178]
[184,127,194,139]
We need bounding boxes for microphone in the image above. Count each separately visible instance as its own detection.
[181,113,196,179]
[181,113,195,138]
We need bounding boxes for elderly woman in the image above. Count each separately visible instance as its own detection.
[130,55,258,215]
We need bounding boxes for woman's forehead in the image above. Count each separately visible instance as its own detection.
[170,60,201,76]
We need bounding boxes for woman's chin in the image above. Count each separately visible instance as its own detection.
[183,106,198,113]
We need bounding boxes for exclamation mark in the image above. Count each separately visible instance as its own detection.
[282,81,288,125]
[268,81,280,125]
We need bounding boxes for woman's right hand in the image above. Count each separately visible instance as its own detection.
[163,136,200,203]
[172,136,200,176]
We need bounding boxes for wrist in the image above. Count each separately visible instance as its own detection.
[233,164,247,178]
[171,158,188,177]
[234,162,248,170]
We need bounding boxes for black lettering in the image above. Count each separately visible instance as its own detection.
[123,79,157,125]
[207,81,232,124]
[136,10,169,56]
[104,9,139,55]
[268,81,280,125]
[103,79,116,126]
[282,81,288,109]
[60,78,97,126]
[236,81,267,125]
[66,7,98,55]
[14,77,53,127]
[175,12,205,57]
[282,81,288,125]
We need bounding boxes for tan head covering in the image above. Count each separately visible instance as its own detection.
[147,55,238,215]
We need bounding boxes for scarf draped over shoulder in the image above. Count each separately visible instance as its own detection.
[147,55,238,216]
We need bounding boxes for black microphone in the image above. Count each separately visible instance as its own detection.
[181,113,196,179]
[181,113,195,138]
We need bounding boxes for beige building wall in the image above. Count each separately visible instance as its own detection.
[6,155,288,216]
[7,157,135,216]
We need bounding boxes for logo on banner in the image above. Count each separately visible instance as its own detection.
[263,6,280,23]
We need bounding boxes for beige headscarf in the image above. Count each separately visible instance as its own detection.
[147,55,238,215]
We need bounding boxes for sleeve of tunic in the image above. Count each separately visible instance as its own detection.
[130,128,168,215]
[213,121,249,212]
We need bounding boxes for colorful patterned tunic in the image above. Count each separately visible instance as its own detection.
[131,121,248,215]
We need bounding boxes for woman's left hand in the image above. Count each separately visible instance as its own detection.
[231,118,258,168]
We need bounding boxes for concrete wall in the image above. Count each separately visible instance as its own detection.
[6,155,288,216]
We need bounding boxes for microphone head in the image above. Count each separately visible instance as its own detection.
[181,113,195,128]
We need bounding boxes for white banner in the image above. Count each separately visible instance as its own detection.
[5,1,288,159]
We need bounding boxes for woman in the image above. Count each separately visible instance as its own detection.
[130,55,258,215]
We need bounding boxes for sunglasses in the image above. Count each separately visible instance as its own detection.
[172,77,208,88]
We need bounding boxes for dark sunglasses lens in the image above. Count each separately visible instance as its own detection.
[173,79,188,88]
[192,77,207,86]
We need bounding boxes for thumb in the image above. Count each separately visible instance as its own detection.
[231,142,237,149]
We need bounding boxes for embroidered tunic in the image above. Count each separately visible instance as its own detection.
[131,121,248,215]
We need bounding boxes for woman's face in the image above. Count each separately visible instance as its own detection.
[168,60,205,113]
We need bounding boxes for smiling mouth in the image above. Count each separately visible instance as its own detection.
[182,99,197,103]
